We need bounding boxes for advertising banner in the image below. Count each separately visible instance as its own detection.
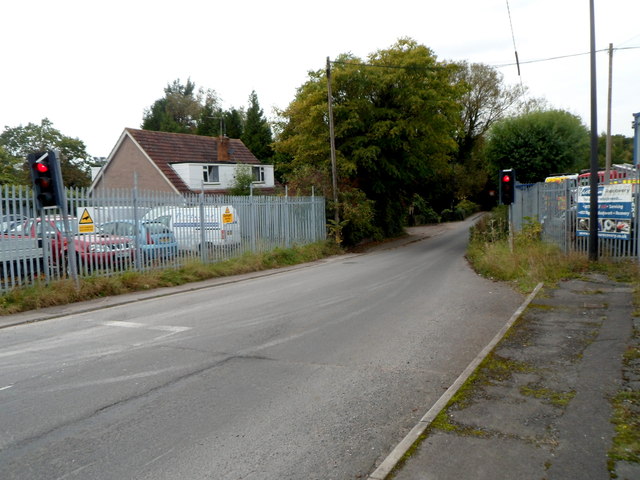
[576,184,633,239]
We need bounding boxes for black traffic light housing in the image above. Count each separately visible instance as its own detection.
[500,169,516,205]
[27,151,65,209]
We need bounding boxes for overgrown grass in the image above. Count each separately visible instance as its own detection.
[468,208,590,292]
[0,241,343,316]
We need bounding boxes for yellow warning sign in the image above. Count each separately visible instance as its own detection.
[79,209,94,224]
[222,207,233,224]
[77,207,96,233]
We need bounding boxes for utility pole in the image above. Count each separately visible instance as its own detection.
[605,43,613,184]
[588,0,599,261]
[326,57,339,226]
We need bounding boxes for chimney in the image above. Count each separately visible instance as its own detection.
[217,135,230,162]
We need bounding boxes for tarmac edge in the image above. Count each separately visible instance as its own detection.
[367,282,544,480]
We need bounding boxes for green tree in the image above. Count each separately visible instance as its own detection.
[597,134,634,167]
[224,108,245,139]
[242,91,273,162]
[451,62,523,203]
[143,78,220,134]
[0,118,91,187]
[454,62,522,164]
[486,109,590,184]
[0,145,24,185]
[274,38,464,241]
[196,93,223,137]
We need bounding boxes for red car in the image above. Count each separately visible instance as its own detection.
[12,217,134,271]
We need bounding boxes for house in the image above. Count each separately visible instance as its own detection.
[90,128,275,195]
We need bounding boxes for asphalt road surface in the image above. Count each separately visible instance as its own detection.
[0,218,523,480]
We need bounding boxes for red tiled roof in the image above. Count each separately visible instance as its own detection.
[125,128,261,194]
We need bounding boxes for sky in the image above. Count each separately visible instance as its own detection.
[1,0,639,158]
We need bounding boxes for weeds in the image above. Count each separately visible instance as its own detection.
[519,385,576,407]
[467,210,592,292]
[609,390,640,463]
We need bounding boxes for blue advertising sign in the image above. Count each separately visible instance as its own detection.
[576,185,633,239]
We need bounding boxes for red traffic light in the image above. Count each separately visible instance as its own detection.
[35,162,50,173]
[502,174,511,183]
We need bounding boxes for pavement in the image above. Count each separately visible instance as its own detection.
[371,272,640,480]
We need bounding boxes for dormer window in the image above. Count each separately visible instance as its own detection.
[203,165,219,183]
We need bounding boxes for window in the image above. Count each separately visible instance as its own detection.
[203,165,219,183]
[252,166,265,183]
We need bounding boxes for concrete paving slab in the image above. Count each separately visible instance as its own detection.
[386,274,638,480]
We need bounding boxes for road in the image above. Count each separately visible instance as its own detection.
[0,218,523,480]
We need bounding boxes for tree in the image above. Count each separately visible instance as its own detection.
[242,91,273,162]
[597,134,634,168]
[486,109,590,184]
[0,145,23,185]
[274,38,464,241]
[223,108,245,139]
[142,78,220,134]
[0,118,91,187]
[450,62,523,203]
[454,62,522,163]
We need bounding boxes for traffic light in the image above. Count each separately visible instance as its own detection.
[500,169,516,205]
[27,151,65,209]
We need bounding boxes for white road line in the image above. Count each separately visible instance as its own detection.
[0,385,13,391]
[100,320,191,334]
[101,320,146,329]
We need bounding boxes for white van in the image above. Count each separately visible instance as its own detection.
[143,205,241,252]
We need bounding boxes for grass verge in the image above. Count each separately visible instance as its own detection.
[0,241,342,316]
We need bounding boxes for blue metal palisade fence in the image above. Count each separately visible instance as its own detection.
[0,186,326,293]
[511,172,640,260]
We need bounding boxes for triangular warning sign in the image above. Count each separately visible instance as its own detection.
[79,208,94,224]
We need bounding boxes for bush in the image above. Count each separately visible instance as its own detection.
[338,188,379,246]
[440,208,455,222]
[456,199,480,218]
[409,194,440,225]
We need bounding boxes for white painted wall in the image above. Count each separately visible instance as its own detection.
[170,163,275,191]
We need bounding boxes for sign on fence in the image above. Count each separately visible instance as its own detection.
[77,207,96,233]
[577,184,633,240]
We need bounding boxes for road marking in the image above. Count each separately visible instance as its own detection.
[101,320,146,329]
[100,320,190,334]
[0,385,13,391]
[99,320,191,345]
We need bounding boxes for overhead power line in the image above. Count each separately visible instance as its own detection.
[494,45,639,68]
[328,46,639,72]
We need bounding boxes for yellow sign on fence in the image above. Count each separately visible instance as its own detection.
[222,207,233,224]
[77,207,95,233]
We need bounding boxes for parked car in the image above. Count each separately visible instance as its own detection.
[9,217,134,270]
[1,214,28,234]
[98,220,178,261]
[143,205,241,252]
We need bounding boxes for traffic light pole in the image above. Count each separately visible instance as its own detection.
[509,204,514,253]
[28,150,79,288]
[39,207,50,284]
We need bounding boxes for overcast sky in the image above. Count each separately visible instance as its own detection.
[2,0,638,158]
